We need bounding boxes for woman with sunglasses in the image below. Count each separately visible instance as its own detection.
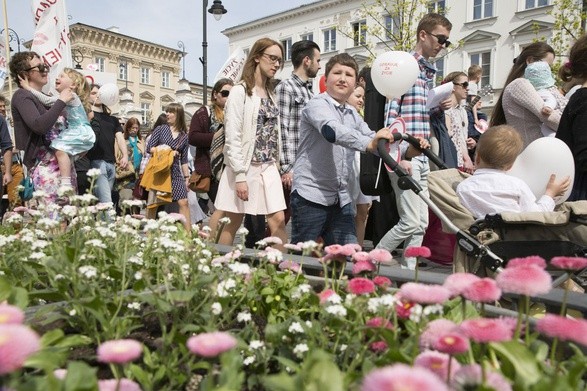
[491,42,563,148]
[211,38,287,248]
[9,51,75,203]
[188,78,234,217]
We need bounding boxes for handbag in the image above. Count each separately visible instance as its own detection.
[116,163,136,180]
[188,172,211,192]
[19,175,34,201]
[132,175,148,200]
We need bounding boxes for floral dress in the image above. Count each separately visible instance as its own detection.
[252,98,279,163]
[445,105,469,168]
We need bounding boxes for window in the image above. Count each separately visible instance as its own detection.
[473,0,493,20]
[280,38,293,61]
[119,62,128,81]
[525,0,548,8]
[140,103,151,125]
[161,71,170,88]
[470,51,491,88]
[434,57,445,85]
[323,28,336,52]
[95,57,105,72]
[352,20,367,46]
[301,33,314,41]
[140,67,151,84]
[428,0,446,14]
[384,14,401,40]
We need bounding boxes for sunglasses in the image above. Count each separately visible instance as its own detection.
[426,31,451,48]
[453,81,469,88]
[219,90,230,97]
[25,64,50,73]
[262,53,283,65]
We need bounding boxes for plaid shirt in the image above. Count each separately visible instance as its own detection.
[384,51,436,142]
[276,73,314,174]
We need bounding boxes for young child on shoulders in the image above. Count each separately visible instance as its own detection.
[456,125,570,219]
[21,67,95,192]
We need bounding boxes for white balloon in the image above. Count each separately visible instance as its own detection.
[507,137,575,204]
[371,51,420,99]
[97,83,120,107]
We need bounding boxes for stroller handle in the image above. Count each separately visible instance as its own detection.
[376,136,505,273]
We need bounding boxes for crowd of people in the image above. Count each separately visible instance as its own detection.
[2,12,587,270]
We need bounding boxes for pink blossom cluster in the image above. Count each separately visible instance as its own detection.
[187,331,238,358]
[399,282,451,305]
[0,324,41,375]
[361,363,449,391]
[97,339,143,364]
[496,259,552,297]
[536,314,587,347]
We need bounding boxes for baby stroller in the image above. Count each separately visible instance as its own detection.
[379,134,587,283]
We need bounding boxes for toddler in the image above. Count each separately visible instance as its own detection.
[457,125,570,219]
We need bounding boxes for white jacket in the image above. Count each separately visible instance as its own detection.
[223,83,282,182]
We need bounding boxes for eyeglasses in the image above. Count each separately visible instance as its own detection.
[25,64,50,73]
[453,81,469,88]
[426,32,451,48]
[262,53,283,65]
[219,90,230,97]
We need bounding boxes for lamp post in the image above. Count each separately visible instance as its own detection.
[72,48,84,70]
[200,0,227,107]
[0,28,24,53]
[177,40,186,80]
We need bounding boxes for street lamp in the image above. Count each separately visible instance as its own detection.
[177,40,186,79]
[72,48,84,70]
[0,28,24,53]
[200,0,227,107]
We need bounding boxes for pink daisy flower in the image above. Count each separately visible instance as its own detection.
[98,378,142,391]
[536,314,587,347]
[361,364,449,391]
[459,318,513,343]
[400,282,451,305]
[452,364,512,391]
[186,331,237,358]
[414,350,461,382]
[324,244,343,255]
[420,319,458,350]
[443,273,481,298]
[404,246,432,258]
[369,340,388,353]
[284,243,303,252]
[54,368,67,380]
[341,243,360,256]
[0,324,41,375]
[352,260,376,275]
[365,317,394,330]
[320,253,347,265]
[97,339,143,364]
[496,265,552,296]
[0,304,25,325]
[278,260,301,273]
[432,333,470,354]
[506,256,547,269]
[347,277,376,295]
[462,278,502,303]
[373,276,393,289]
[368,248,393,263]
[550,256,587,271]
[395,299,416,320]
[318,289,336,305]
[263,236,283,246]
[352,251,371,263]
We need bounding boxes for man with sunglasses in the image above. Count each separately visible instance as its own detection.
[376,13,453,270]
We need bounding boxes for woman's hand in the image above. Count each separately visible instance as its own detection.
[236,181,249,201]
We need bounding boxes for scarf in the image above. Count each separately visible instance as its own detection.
[129,136,142,170]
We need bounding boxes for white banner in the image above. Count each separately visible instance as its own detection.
[214,46,246,83]
[0,42,7,92]
[30,0,72,93]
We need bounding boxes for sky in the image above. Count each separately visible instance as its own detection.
[3,0,318,84]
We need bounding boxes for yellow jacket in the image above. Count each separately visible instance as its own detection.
[140,148,175,208]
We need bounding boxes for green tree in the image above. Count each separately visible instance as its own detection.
[549,0,586,61]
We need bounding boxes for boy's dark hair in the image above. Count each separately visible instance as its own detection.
[559,33,587,83]
[416,13,452,39]
[291,40,320,69]
[468,64,482,79]
[476,125,523,170]
[324,53,358,78]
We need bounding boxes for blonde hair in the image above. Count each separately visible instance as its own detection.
[63,68,91,114]
[468,64,482,80]
[476,125,523,170]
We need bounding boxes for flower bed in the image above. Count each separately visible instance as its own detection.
[0,194,586,390]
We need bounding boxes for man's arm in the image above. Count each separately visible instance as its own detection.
[277,82,295,174]
[115,131,129,169]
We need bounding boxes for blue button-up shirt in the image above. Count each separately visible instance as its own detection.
[293,93,375,207]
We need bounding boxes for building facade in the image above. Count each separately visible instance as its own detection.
[222,0,563,110]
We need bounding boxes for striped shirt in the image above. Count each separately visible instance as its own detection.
[385,51,436,143]
[276,73,314,174]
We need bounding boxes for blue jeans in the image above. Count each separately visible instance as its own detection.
[376,158,430,269]
[91,160,115,203]
[290,191,357,245]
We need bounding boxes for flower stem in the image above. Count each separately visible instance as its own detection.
[514,296,524,340]
[559,281,569,317]
[446,354,453,385]
[414,258,420,283]
[524,295,530,345]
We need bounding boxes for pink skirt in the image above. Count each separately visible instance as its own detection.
[215,162,286,215]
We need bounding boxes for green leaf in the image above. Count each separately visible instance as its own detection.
[490,341,541,388]
[64,361,98,391]
[262,372,298,391]
[168,290,195,303]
